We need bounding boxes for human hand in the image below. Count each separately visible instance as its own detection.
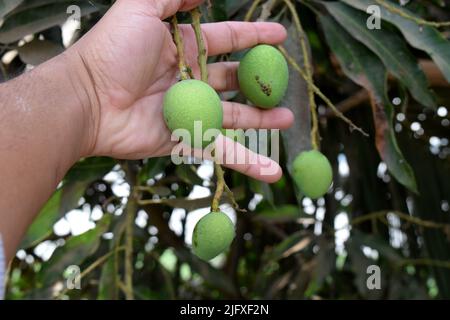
[68,0,294,182]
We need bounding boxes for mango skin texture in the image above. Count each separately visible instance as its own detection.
[163,80,223,148]
[192,211,235,261]
[238,45,289,108]
[292,150,333,199]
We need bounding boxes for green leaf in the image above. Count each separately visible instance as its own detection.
[38,214,111,287]
[98,252,118,300]
[211,0,227,21]
[0,0,23,19]
[256,204,302,222]
[175,164,203,186]
[18,38,63,65]
[322,2,436,109]
[320,14,418,193]
[0,1,98,43]
[342,0,450,84]
[21,157,116,248]
[138,157,170,184]
[264,231,312,262]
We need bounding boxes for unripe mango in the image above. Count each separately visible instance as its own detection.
[163,80,223,148]
[292,150,333,199]
[192,211,235,261]
[238,45,289,108]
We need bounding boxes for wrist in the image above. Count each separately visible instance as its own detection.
[60,48,101,159]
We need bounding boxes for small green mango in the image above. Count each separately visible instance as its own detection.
[292,150,333,199]
[192,211,235,261]
[163,80,223,148]
[238,45,289,108]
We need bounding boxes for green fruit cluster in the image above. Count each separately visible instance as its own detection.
[192,211,235,261]
[163,80,223,148]
[292,150,333,199]
[238,45,289,108]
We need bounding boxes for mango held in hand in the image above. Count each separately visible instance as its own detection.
[192,211,235,261]
[238,45,289,108]
[163,80,223,148]
[292,150,333,199]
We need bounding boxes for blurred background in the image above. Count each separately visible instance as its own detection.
[1,0,449,300]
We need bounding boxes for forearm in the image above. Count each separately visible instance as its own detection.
[0,52,93,262]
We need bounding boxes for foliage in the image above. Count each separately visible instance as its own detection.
[1,0,450,300]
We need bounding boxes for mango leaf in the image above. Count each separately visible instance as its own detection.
[322,2,436,109]
[227,0,251,17]
[7,0,76,15]
[264,231,312,262]
[98,213,127,300]
[210,0,226,21]
[320,14,418,193]
[138,157,170,184]
[175,164,203,185]
[38,214,111,287]
[342,0,450,84]
[0,1,98,43]
[0,0,22,19]
[97,251,118,300]
[18,38,63,65]
[21,157,116,248]
[256,204,303,222]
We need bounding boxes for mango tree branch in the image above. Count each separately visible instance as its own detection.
[245,0,262,21]
[211,162,225,212]
[171,15,193,80]
[190,7,241,213]
[122,161,139,300]
[191,8,208,83]
[278,45,369,137]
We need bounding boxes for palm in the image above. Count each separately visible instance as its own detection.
[73,0,293,182]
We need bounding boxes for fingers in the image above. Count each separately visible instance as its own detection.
[216,135,282,183]
[202,22,287,56]
[178,21,287,56]
[222,102,294,129]
[207,62,239,92]
[120,0,204,20]
[176,135,282,183]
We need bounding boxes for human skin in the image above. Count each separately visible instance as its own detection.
[0,0,294,263]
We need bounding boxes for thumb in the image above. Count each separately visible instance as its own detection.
[117,0,205,20]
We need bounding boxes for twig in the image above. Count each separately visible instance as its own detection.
[245,0,262,22]
[258,0,278,21]
[121,161,138,300]
[225,184,246,213]
[190,6,242,213]
[211,162,225,212]
[171,15,192,80]
[124,192,136,300]
[57,246,126,299]
[343,210,450,231]
[191,8,208,83]
[283,0,319,149]
[398,259,450,269]
[324,89,369,118]
[278,45,369,137]
[375,0,450,28]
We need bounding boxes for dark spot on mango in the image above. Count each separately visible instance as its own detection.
[254,75,272,97]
